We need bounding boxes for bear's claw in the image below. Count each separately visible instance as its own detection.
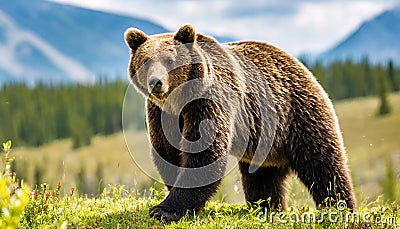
[149,205,185,222]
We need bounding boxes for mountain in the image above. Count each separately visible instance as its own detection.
[0,0,169,85]
[0,0,234,85]
[321,5,400,65]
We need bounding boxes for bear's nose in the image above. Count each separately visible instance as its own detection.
[148,76,164,94]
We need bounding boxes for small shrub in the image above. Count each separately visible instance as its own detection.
[0,140,29,229]
[21,182,62,227]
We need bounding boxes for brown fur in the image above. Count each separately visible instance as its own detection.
[124,24,356,222]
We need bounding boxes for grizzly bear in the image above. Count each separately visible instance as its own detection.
[124,24,356,222]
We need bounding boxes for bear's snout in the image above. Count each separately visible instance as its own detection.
[148,76,166,95]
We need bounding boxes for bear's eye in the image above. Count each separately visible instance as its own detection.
[166,59,174,66]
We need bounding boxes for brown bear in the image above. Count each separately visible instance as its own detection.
[124,24,356,222]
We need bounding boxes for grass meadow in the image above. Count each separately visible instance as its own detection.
[6,92,400,228]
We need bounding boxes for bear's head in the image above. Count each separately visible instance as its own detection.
[124,24,215,107]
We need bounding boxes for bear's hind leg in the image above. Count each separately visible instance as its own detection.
[289,150,356,209]
[239,162,290,209]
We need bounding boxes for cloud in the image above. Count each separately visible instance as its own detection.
[290,1,391,52]
[0,10,94,83]
[49,0,396,55]
[220,1,298,18]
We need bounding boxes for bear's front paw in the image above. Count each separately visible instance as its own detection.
[149,204,187,222]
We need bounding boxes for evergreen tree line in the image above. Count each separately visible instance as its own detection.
[0,59,399,147]
[0,80,145,147]
[305,59,400,101]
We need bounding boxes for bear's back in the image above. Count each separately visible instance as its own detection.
[224,41,310,80]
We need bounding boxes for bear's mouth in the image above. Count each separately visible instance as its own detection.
[148,86,168,98]
[148,87,167,96]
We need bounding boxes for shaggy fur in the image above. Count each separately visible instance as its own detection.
[124,24,356,222]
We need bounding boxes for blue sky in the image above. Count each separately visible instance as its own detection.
[51,0,397,55]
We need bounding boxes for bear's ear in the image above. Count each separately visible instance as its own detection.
[124,28,148,51]
[174,24,195,44]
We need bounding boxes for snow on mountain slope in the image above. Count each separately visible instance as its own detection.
[0,10,93,84]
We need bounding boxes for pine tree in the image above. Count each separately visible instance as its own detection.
[70,114,92,149]
[362,57,375,96]
[313,61,327,89]
[387,60,399,91]
[376,66,391,116]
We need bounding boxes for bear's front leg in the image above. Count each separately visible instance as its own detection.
[147,100,182,190]
[149,101,231,222]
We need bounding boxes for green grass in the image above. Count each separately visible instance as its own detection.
[19,185,400,228]
[6,93,400,228]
